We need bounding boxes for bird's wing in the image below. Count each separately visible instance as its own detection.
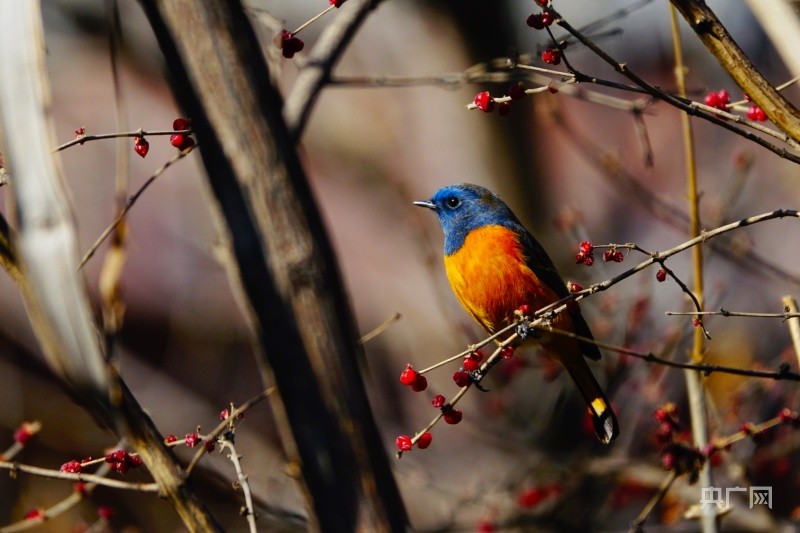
[515,225,602,361]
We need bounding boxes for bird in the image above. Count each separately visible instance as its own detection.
[414,183,618,444]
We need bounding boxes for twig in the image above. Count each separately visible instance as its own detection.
[0,461,159,492]
[782,296,800,369]
[547,4,800,164]
[78,145,194,269]
[358,312,401,344]
[629,471,677,532]
[542,325,800,381]
[219,436,257,533]
[184,388,273,476]
[284,0,385,140]
[669,0,800,142]
[54,129,191,152]
[666,309,800,319]
[549,111,800,288]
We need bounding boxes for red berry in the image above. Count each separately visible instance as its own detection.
[453,370,470,388]
[24,509,43,521]
[330,0,346,6]
[219,409,229,420]
[526,13,544,29]
[13,425,34,445]
[105,449,127,464]
[579,241,593,255]
[170,133,195,151]
[655,422,674,444]
[417,432,433,449]
[540,12,554,26]
[602,250,614,262]
[113,461,129,474]
[779,408,798,424]
[204,439,216,452]
[500,345,515,359]
[60,460,83,474]
[518,487,547,508]
[98,506,115,520]
[613,251,624,262]
[432,394,446,408]
[278,31,305,59]
[185,432,200,448]
[442,407,463,424]
[399,364,419,387]
[567,281,583,293]
[693,318,702,328]
[74,482,87,494]
[165,434,177,444]
[498,102,511,116]
[133,136,149,158]
[704,90,728,111]
[703,92,719,108]
[541,48,561,65]
[172,117,191,131]
[474,91,495,113]
[463,355,480,371]
[517,304,531,316]
[476,520,495,533]
[463,350,484,371]
[509,82,526,100]
[739,422,753,435]
[127,455,143,468]
[656,268,667,282]
[411,374,428,392]
[582,255,594,266]
[747,105,767,122]
[395,435,412,451]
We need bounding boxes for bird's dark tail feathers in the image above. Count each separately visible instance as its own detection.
[562,352,619,444]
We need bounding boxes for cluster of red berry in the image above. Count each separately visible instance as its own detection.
[132,117,194,159]
[705,89,768,122]
[575,241,594,266]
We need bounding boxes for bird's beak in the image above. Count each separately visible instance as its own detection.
[413,200,436,210]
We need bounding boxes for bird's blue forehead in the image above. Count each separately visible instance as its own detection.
[424,184,520,255]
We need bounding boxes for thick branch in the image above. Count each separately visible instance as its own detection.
[140,1,406,531]
[670,0,800,142]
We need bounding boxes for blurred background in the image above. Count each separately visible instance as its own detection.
[1,0,799,530]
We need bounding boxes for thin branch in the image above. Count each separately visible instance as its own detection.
[669,0,800,142]
[78,145,194,269]
[666,309,800,319]
[542,325,800,381]
[358,312,401,345]
[54,129,191,152]
[184,388,273,476]
[219,437,257,533]
[782,296,800,369]
[0,461,159,492]
[629,471,677,532]
[547,5,800,165]
[284,0,385,140]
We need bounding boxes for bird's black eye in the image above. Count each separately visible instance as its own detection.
[445,197,461,209]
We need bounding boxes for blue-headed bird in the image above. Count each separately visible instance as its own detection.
[415,183,618,444]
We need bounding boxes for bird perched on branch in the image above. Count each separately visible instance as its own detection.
[414,183,618,444]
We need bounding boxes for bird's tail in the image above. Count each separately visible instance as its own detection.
[561,352,619,444]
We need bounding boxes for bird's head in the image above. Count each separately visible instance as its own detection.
[414,184,518,255]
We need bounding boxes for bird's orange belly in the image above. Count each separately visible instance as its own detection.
[444,225,566,334]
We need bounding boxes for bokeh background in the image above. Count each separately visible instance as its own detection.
[1,0,799,530]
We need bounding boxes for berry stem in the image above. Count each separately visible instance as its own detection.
[291,5,336,36]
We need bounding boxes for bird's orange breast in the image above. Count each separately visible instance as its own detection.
[444,225,566,334]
